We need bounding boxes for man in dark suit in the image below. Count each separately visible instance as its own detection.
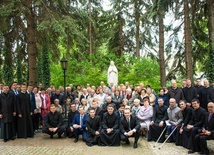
[100,104,120,146]
[51,89,63,105]
[120,108,141,148]
[86,108,101,146]
[42,104,65,138]
[0,85,16,142]
[116,104,125,124]
[195,102,214,155]
[90,101,103,119]
[184,99,206,154]
[72,106,89,143]
[66,104,78,138]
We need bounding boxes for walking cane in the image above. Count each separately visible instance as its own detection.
[153,125,167,148]
[158,126,178,149]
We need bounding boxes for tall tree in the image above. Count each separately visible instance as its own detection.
[24,0,37,86]
[134,0,140,57]
[158,13,166,87]
[207,0,214,82]
[184,0,193,82]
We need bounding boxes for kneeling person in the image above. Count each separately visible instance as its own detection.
[100,104,120,146]
[72,106,89,142]
[42,104,65,138]
[120,109,141,148]
[86,108,101,146]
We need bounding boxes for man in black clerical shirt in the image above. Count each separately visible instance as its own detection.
[66,103,78,138]
[86,108,101,146]
[0,85,16,142]
[148,97,168,143]
[100,104,120,146]
[120,108,140,148]
[183,99,206,154]
[42,104,65,138]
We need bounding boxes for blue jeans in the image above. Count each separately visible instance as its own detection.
[167,125,177,142]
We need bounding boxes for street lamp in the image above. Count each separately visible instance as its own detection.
[60,56,68,119]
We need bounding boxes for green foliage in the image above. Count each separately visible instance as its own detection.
[120,58,160,88]
[205,48,214,82]
[3,64,13,85]
[37,54,43,84]
[17,58,23,84]
[42,37,50,88]
[50,52,160,89]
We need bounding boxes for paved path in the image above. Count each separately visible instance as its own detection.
[0,133,213,155]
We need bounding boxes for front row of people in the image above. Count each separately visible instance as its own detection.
[148,98,214,155]
[43,99,214,153]
[42,104,141,148]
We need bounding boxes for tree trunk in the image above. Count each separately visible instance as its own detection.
[207,0,214,81]
[88,0,93,55]
[158,14,166,87]
[25,0,37,86]
[184,1,193,82]
[135,1,140,57]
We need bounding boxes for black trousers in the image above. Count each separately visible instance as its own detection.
[187,127,200,151]
[43,126,65,136]
[195,133,214,154]
[120,130,140,143]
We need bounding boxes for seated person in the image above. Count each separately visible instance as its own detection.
[131,99,140,117]
[166,98,183,143]
[86,108,101,146]
[100,104,120,146]
[116,104,125,120]
[90,100,103,119]
[120,109,141,148]
[54,99,62,113]
[195,102,214,155]
[42,104,65,138]
[66,103,79,138]
[102,96,116,113]
[175,100,193,146]
[148,97,168,142]
[182,99,206,154]
[72,106,89,143]
[137,96,153,137]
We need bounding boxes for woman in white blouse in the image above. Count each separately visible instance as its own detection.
[33,87,42,132]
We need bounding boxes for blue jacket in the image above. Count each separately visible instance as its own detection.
[71,113,89,130]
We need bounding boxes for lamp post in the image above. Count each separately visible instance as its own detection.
[60,56,68,119]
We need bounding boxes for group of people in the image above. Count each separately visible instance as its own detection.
[0,78,213,154]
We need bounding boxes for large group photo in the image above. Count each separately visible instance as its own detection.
[0,75,214,155]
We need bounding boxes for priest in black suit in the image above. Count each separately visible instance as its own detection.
[100,104,120,146]
[183,99,206,154]
[86,108,101,146]
[120,108,141,148]
[195,102,214,155]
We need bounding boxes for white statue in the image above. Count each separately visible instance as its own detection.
[107,61,118,87]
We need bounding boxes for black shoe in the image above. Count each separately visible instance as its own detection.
[50,135,53,139]
[188,150,195,154]
[126,139,130,145]
[99,143,106,147]
[58,135,62,138]
[11,137,16,140]
[74,139,78,143]
[3,139,8,142]
[133,143,138,148]
[86,143,93,147]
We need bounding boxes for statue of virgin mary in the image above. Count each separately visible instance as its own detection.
[107,61,118,87]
